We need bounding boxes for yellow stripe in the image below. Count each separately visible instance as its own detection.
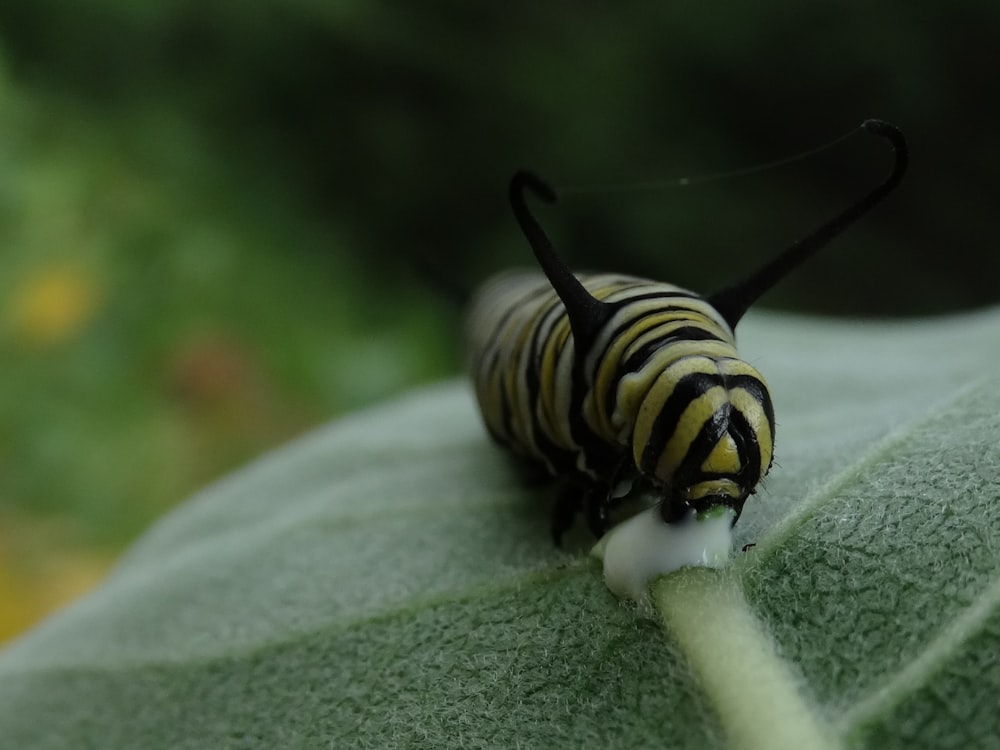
[592,310,730,426]
[656,385,728,480]
[700,433,742,475]
[730,387,773,475]
[617,344,741,443]
[590,312,697,435]
[630,357,718,472]
[538,316,572,438]
[621,316,732,363]
[718,358,768,380]
[492,296,547,444]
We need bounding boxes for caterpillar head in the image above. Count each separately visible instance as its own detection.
[630,363,775,524]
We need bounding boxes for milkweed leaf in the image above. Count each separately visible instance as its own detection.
[2,309,1000,749]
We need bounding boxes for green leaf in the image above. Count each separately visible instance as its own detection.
[2,308,1000,749]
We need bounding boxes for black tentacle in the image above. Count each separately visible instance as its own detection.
[708,120,908,329]
[510,171,613,347]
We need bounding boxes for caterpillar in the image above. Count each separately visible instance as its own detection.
[466,120,908,542]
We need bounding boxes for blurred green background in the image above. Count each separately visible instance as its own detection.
[1,2,997,642]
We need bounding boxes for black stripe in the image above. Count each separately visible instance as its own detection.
[522,306,549,424]
[499,382,514,440]
[576,281,709,373]
[671,392,764,492]
[487,279,552,334]
[604,290,702,306]
[530,424,582,476]
[524,300,574,469]
[520,291,568,438]
[545,278,634,476]
[728,408,761,485]
[622,326,724,373]
[484,347,500,374]
[516,289,610,477]
[569,357,620,478]
[639,371,722,474]
[549,312,620,478]
[724,373,775,443]
[674,403,732,487]
[585,312,649,380]
[581,278,649,299]
[603,326,725,430]
[695,471,745,482]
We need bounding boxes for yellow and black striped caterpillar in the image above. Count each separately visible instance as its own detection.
[467,120,907,542]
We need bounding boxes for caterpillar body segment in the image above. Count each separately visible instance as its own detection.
[467,272,774,538]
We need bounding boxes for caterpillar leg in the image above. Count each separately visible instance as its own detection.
[584,459,635,539]
[549,486,582,546]
[584,486,611,539]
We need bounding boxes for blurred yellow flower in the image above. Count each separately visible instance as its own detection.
[0,548,112,643]
[5,265,102,345]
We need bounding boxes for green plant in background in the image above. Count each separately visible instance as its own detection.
[1,309,999,747]
[0,71,454,639]
[1,0,999,688]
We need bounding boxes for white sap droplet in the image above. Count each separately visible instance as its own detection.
[599,507,735,601]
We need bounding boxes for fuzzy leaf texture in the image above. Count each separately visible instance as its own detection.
[2,309,1000,750]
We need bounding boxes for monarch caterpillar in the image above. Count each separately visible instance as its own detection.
[467,120,908,542]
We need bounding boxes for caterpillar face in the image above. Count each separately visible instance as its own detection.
[626,356,774,522]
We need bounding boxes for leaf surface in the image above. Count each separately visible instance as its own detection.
[2,309,1000,749]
